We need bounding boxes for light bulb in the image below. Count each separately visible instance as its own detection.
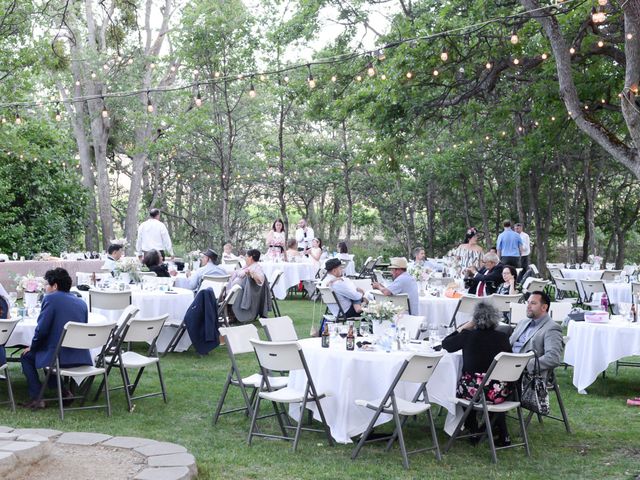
[127,58,134,64]
[433,69,439,76]
[193,69,199,77]
[170,65,176,72]
[541,53,548,60]
[195,93,202,107]
[1,117,6,124]
[355,75,362,82]
[214,71,220,78]
[601,98,606,103]
[283,75,289,83]
[308,75,316,88]
[380,74,387,80]
[440,50,448,62]
[15,114,21,125]
[597,40,604,47]
[569,47,575,54]
[150,63,156,69]
[592,10,606,23]
[103,63,108,70]
[598,0,607,5]
[75,80,80,86]
[90,71,96,79]
[249,84,256,97]
[331,75,337,82]
[513,58,520,65]
[627,33,633,40]
[486,62,492,69]
[551,116,556,121]
[260,74,266,81]
[147,102,154,113]
[406,71,413,79]
[102,108,108,118]
[377,49,386,61]
[510,33,519,45]
[367,63,375,77]
[55,110,62,122]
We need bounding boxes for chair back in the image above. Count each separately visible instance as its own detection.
[269,270,284,290]
[259,316,298,341]
[600,270,623,282]
[61,321,117,350]
[372,269,386,284]
[509,302,528,325]
[489,294,522,314]
[223,284,243,306]
[88,290,132,311]
[548,267,563,280]
[549,302,573,323]
[632,282,640,301]
[371,292,410,314]
[219,324,260,355]
[122,315,168,343]
[0,319,20,346]
[138,271,157,277]
[529,264,540,276]
[116,305,140,326]
[250,339,303,372]
[351,278,373,292]
[399,352,443,384]
[456,295,484,315]
[318,286,338,306]
[523,278,550,294]
[546,263,565,269]
[201,275,230,297]
[580,279,606,300]
[395,314,424,340]
[554,278,579,293]
[486,351,535,383]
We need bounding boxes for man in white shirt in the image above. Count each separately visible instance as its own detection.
[515,223,531,281]
[136,208,174,260]
[102,244,123,274]
[321,258,367,317]
[295,218,315,252]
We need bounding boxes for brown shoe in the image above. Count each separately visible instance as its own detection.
[62,389,74,407]
[20,399,46,409]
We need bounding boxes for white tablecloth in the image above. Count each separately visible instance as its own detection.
[564,320,640,393]
[7,313,108,347]
[418,296,461,329]
[287,338,462,443]
[261,262,319,300]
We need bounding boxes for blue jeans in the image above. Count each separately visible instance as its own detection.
[21,350,56,400]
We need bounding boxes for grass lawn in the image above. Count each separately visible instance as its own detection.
[3,297,640,479]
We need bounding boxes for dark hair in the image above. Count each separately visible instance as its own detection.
[338,241,348,254]
[108,244,123,255]
[44,268,72,292]
[515,223,523,228]
[272,218,284,231]
[472,302,501,330]
[412,246,425,258]
[463,227,478,244]
[313,238,322,248]
[246,249,261,262]
[149,208,160,218]
[503,219,512,228]
[286,238,297,249]
[143,249,162,268]
[531,290,551,309]
[503,265,517,278]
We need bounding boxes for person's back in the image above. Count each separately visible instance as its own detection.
[388,271,419,314]
[443,328,511,373]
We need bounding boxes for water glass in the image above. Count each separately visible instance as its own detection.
[12,252,17,261]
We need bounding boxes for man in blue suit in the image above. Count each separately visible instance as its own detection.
[20,268,92,409]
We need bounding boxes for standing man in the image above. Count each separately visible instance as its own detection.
[20,268,92,409]
[515,223,531,281]
[371,257,419,315]
[136,208,174,260]
[102,244,123,274]
[295,218,315,252]
[496,220,523,268]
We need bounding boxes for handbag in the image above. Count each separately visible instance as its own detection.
[520,355,550,415]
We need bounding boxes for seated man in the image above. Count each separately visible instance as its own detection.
[102,243,123,274]
[321,258,367,317]
[510,291,563,380]
[371,257,418,315]
[20,268,92,409]
[187,249,227,291]
[464,252,504,297]
[227,249,265,289]
[228,249,270,323]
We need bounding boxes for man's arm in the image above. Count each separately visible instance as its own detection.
[333,281,363,302]
[535,324,563,373]
[29,298,53,352]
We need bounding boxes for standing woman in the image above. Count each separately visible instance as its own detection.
[453,227,484,269]
[307,238,323,266]
[266,219,286,259]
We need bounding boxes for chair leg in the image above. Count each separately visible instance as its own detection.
[129,366,146,398]
[351,407,383,460]
[385,416,409,452]
[445,403,475,453]
[427,407,442,461]
[56,372,65,421]
[4,368,15,413]
[156,362,168,403]
[553,382,572,434]
[313,394,334,447]
[212,372,233,424]
[392,408,410,469]
[104,371,112,417]
[517,407,531,456]
[292,395,309,452]
[482,407,497,464]
[119,364,134,412]
[247,395,262,446]
[271,401,288,437]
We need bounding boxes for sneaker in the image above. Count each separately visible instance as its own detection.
[627,398,640,406]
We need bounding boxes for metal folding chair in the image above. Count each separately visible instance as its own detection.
[88,289,132,313]
[553,278,582,304]
[269,270,284,317]
[259,316,298,341]
[600,270,623,282]
[200,274,231,299]
[248,339,334,451]
[218,284,243,327]
[371,292,411,315]
[448,295,485,328]
[395,314,425,340]
[509,303,528,326]
[351,352,444,468]
[358,256,381,279]
[580,279,612,313]
[549,302,574,324]
[0,319,20,412]
[445,351,535,463]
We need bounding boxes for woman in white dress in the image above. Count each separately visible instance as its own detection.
[266,219,286,259]
[306,238,323,266]
[453,227,484,269]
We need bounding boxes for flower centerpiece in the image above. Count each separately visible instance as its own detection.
[362,300,405,335]
[110,238,129,249]
[408,264,431,296]
[14,273,46,308]
[186,250,201,271]
[115,257,142,284]
[588,254,603,270]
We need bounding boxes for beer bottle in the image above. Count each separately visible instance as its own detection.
[346,324,355,351]
[321,323,330,348]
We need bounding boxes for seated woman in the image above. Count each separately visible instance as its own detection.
[496,265,518,295]
[336,241,350,260]
[452,227,484,269]
[442,302,513,446]
[142,249,170,277]
[306,238,323,266]
[285,238,299,262]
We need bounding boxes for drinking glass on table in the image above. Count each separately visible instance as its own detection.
[618,302,632,322]
[12,252,17,261]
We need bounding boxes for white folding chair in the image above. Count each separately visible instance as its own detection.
[88,289,132,313]
[0,319,20,412]
[317,286,356,322]
[600,270,623,282]
[395,314,425,340]
[351,278,374,292]
[523,278,551,294]
[509,303,528,325]
[259,316,298,341]
[448,295,485,328]
[200,274,230,299]
[248,339,334,451]
[445,351,535,463]
[218,284,243,326]
[549,302,573,324]
[105,314,169,412]
[489,294,523,315]
[371,292,411,315]
[213,325,287,424]
[39,321,117,420]
[580,279,612,312]
[547,267,564,280]
[553,278,582,304]
[351,352,444,468]
[269,270,285,317]
[632,282,640,301]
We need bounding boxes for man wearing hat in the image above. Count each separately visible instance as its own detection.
[187,249,227,291]
[321,258,368,317]
[372,257,419,315]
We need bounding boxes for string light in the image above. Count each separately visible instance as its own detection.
[249,82,256,98]
[569,47,576,54]
[331,75,337,82]
[1,116,6,124]
[592,7,606,24]
[380,74,387,80]
[55,103,62,122]
[101,98,108,118]
[485,62,492,69]
[307,65,316,88]
[541,53,548,60]
[15,111,21,125]
[598,0,607,5]
[440,49,449,62]
[377,49,386,61]
[510,31,519,45]
[90,71,96,79]
[433,69,439,76]
[127,58,134,65]
[195,87,202,107]
[146,91,154,113]
[355,75,362,82]
[513,58,520,65]
[283,75,289,83]
[102,63,109,71]
[75,79,80,86]
[214,71,220,78]
[406,71,413,79]
[367,62,375,77]
[170,65,176,72]
[597,40,604,47]
[627,33,634,40]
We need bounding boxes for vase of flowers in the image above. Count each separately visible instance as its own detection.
[115,257,141,284]
[362,300,405,335]
[408,264,431,296]
[588,254,603,271]
[15,273,46,308]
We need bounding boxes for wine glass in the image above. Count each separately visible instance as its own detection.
[618,302,631,322]
[12,252,17,261]
[339,325,348,339]
[419,320,428,340]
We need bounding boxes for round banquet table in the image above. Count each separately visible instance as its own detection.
[418,295,462,329]
[287,337,463,444]
[221,261,319,299]
[563,319,640,393]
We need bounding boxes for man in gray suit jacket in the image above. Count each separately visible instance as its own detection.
[510,291,563,379]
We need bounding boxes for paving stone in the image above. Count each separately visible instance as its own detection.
[0,451,17,476]
[134,442,187,456]
[57,432,112,445]
[0,433,18,441]
[0,440,50,463]
[147,452,196,472]
[134,466,192,480]
[0,427,13,433]
[12,428,62,438]
[102,436,158,449]
[17,434,48,443]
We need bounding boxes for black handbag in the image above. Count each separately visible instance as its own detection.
[520,355,550,415]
